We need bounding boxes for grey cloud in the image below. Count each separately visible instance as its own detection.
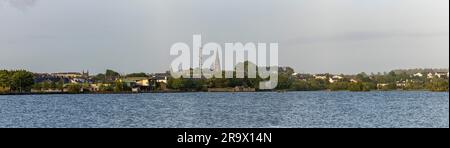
[285,31,450,45]
[0,0,448,74]
[1,0,38,10]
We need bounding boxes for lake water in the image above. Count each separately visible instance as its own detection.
[0,91,448,128]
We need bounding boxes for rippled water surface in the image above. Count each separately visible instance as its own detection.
[0,92,448,128]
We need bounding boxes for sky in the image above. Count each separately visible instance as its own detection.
[0,0,448,74]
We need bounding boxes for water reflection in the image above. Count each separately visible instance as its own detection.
[0,92,448,128]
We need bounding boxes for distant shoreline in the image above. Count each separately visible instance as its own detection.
[1,90,448,96]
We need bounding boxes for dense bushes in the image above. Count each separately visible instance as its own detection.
[426,78,449,92]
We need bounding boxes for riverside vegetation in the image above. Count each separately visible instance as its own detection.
[0,66,448,94]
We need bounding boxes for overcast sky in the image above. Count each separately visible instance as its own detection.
[0,0,448,74]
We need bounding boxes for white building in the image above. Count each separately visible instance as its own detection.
[413,73,424,77]
[332,75,344,80]
[435,72,448,78]
[328,75,344,83]
[151,73,169,84]
[313,75,327,80]
[350,79,359,83]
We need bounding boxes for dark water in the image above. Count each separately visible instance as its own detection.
[0,91,448,128]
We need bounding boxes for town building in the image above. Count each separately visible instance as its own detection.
[377,83,389,89]
[413,73,424,77]
[435,72,449,78]
[350,79,359,83]
[151,73,170,84]
[119,77,151,91]
[313,74,328,80]
[51,70,89,78]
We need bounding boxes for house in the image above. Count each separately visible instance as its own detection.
[377,83,389,89]
[52,72,82,78]
[151,73,170,84]
[118,77,152,92]
[328,75,345,83]
[89,83,110,92]
[427,73,435,79]
[51,71,89,78]
[435,72,448,78]
[350,79,359,83]
[328,78,336,83]
[313,74,328,80]
[34,73,70,84]
[396,81,407,87]
[70,78,88,84]
[332,75,344,80]
[136,79,150,87]
[413,73,424,77]
[120,77,150,86]
[292,74,310,81]
[426,72,448,79]
[132,87,141,93]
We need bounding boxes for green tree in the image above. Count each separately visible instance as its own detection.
[209,77,228,88]
[0,70,9,86]
[328,82,349,91]
[404,81,425,90]
[362,82,376,91]
[56,79,65,91]
[291,80,310,91]
[49,82,57,90]
[347,82,375,92]
[348,82,364,92]
[105,69,120,82]
[276,73,294,90]
[0,70,11,92]
[126,73,148,77]
[93,74,106,83]
[99,84,114,92]
[168,78,184,90]
[10,70,34,92]
[226,77,242,88]
[41,81,51,90]
[426,78,449,92]
[32,83,42,91]
[308,79,327,91]
[356,72,371,82]
[66,83,82,93]
[191,79,207,91]
[113,81,131,92]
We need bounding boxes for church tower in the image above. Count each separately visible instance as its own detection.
[213,49,221,72]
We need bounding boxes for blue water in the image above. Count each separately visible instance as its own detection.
[0,91,448,128]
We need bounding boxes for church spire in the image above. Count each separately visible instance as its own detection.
[213,49,221,72]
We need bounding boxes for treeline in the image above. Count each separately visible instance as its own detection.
[32,81,90,94]
[33,69,133,93]
[168,76,260,91]
[392,68,448,75]
[2,69,136,94]
[287,71,448,92]
[0,70,35,93]
[290,71,448,92]
[167,62,273,91]
[167,68,449,92]
[2,67,448,94]
[0,70,92,94]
